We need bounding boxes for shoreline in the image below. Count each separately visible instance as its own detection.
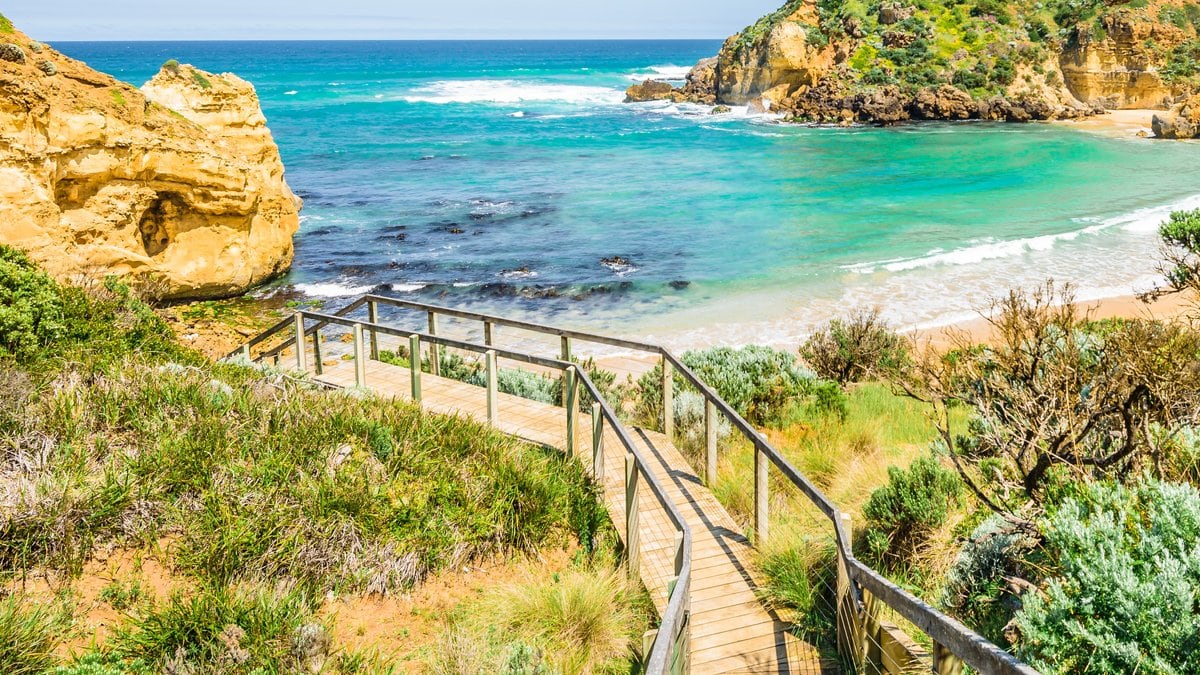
[1052,108,1159,138]
[911,290,1195,349]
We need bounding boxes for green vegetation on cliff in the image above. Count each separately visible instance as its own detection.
[722,0,1200,121]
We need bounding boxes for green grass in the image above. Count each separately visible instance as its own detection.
[435,565,649,674]
[191,70,212,90]
[0,13,13,34]
[0,595,69,675]
[109,89,126,108]
[0,245,623,671]
[114,584,316,673]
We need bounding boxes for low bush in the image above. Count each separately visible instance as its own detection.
[634,345,824,427]
[800,308,908,386]
[861,454,963,570]
[1015,479,1200,673]
[941,514,1037,644]
[0,246,65,360]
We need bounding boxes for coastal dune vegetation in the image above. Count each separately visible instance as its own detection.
[0,245,644,673]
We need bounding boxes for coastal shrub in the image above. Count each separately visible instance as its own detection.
[0,245,65,361]
[1014,479,1200,673]
[1164,40,1200,86]
[0,13,14,34]
[0,595,67,674]
[634,345,819,427]
[51,653,153,675]
[162,58,179,71]
[941,514,1037,644]
[800,308,908,386]
[1161,209,1200,292]
[115,584,319,673]
[904,282,1200,520]
[672,390,732,460]
[861,454,963,570]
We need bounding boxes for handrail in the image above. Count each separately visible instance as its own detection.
[230,309,691,673]
[315,295,1035,675]
[228,295,1035,674]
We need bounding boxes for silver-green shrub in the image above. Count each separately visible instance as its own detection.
[1015,479,1200,674]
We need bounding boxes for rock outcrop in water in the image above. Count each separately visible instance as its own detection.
[0,19,300,300]
[628,0,1200,129]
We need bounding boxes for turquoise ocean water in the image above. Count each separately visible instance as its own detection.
[58,40,1200,346]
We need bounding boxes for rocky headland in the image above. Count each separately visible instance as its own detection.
[0,18,300,300]
[630,0,1200,136]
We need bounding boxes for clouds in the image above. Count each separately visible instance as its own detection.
[3,0,783,40]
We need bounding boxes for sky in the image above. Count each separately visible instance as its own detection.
[2,0,784,41]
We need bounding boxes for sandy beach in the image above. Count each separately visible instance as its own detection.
[1054,108,1160,137]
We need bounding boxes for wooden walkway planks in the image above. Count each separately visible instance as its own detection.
[313,355,827,674]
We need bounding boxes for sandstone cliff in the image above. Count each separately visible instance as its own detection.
[633,0,1200,128]
[0,21,300,300]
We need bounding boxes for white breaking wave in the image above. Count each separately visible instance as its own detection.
[295,282,375,298]
[844,192,1200,275]
[626,64,692,82]
[284,90,298,96]
[403,80,625,106]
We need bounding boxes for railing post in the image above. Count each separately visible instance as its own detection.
[564,366,577,455]
[561,335,572,362]
[486,349,498,424]
[661,356,673,438]
[240,344,250,361]
[673,531,684,578]
[625,453,640,581]
[312,328,324,376]
[409,335,422,404]
[592,402,604,479]
[293,313,307,373]
[933,643,964,675]
[427,311,441,376]
[353,323,366,387]
[754,444,769,547]
[705,398,717,486]
[837,512,874,671]
[483,320,494,346]
[367,300,380,360]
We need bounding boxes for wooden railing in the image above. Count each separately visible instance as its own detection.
[229,308,692,675]
[229,295,1037,675]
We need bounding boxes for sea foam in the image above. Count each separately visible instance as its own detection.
[626,64,693,82]
[403,80,625,106]
[844,192,1200,275]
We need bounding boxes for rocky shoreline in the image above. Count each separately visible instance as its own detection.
[628,0,1200,137]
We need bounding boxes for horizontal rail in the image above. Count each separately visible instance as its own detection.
[232,308,690,673]
[230,295,1033,674]
[327,295,1033,674]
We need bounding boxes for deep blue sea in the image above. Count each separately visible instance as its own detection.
[56,40,1200,346]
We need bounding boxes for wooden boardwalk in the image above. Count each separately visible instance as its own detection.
[314,354,827,673]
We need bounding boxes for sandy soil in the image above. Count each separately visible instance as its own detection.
[5,540,187,658]
[1054,108,1160,138]
[319,548,576,671]
[912,291,1196,349]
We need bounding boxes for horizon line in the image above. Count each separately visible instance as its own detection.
[48,37,731,43]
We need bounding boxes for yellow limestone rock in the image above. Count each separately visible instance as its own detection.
[0,25,300,300]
